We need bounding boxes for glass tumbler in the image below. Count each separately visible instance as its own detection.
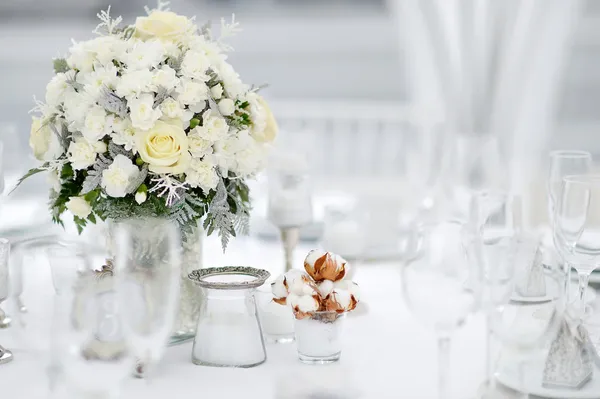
[189,266,270,368]
[294,311,346,364]
[255,285,295,344]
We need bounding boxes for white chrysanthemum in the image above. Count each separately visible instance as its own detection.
[187,131,213,158]
[176,79,208,108]
[124,39,165,70]
[181,50,210,81]
[82,105,113,142]
[129,94,162,131]
[152,65,179,91]
[67,40,95,73]
[80,63,118,98]
[188,36,226,64]
[218,98,235,116]
[63,91,93,130]
[115,69,154,99]
[215,61,247,98]
[160,97,184,119]
[210,84,223,100]
[101,154,140,198]
[234,137,267,177]
[213,134,239,175]
[66,196,92,218]
[111,118,137,152]
[184,158,219,193]
[85,35,126,66]
[45,72,74,109]
[194,110,229,142]
[68,138,106,170]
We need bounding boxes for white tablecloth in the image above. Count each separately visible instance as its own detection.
[0,236,494,399]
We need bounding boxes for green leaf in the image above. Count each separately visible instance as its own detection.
[53,58,69,74]
[88,213,97,224]
[84,189,100,204]
[189,118,200,130]
[61,163,74,180]
[9,166,48,195]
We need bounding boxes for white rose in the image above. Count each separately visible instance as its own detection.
[210,84,223,100]
[115,69,155,99]
[135,11,194,42]
[176,79,208,107]
[101,154,140,198]
[135,119,191,174]
[66,196,92,219]
[218,99,235,116]
[45,72,74,109]
[249,94,278,143]
[184,158,219,193]
[194,110,229,142]
[124,39,165,71]
[152,65,179,91]
[111,117,137,152]
[160,97,184,119]
[29,117,64,161]
[129,94,162,131]
[135,191,147,204]
[187,132,213,158]
[181,50,210,81]
[82,105,113,142]
[68,137,106,170]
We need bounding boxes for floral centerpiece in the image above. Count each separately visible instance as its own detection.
[17,2,277,340]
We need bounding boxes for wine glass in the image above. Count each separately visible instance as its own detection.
[554,174,600,318]
[547,150,592,302]
[401,220,482,399]
[49,243,134,398]
[469,191,518,397]
[112,218,181,378]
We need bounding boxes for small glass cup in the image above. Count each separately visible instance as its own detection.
[255,286,295,344]
[294,311,346,364]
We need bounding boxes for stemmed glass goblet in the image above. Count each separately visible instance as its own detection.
[554,174,600,318]
[401,220,482,399]
[547,150,592,303]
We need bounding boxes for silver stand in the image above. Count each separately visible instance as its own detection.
[0,307,11,328]
[280,227,300,272]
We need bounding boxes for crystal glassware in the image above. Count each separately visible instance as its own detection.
[0,238,12,365]
[554,174,600,318]
[547,150,592,303]
[50,244,133,398]
[321,203,367,269]
[255,285,295,344]
[401,220,482,399]
[267,152,313,272]
[112,218,182,378]
[189,266,270,368]
[294,311,345,364]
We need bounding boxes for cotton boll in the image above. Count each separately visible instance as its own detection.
[304,250,347,282]
[333,290,352,310]
[271,275,288,299]
[286,293,301,309]
[296,295,320,313]
[317,280,334,298]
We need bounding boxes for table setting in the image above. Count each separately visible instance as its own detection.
[0,0,598,398]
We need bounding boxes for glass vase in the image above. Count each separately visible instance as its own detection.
[294,311,345,364]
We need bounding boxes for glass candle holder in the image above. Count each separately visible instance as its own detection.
[189,267,270,368]
[255,286,295,344]
[294,311,346,364]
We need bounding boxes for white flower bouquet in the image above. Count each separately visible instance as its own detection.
[18,2,278,248]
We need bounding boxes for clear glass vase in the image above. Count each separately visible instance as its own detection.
[294,311,346,364]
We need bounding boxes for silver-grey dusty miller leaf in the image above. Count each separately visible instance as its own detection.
[99,88,128,117]
[81,154,112,195]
